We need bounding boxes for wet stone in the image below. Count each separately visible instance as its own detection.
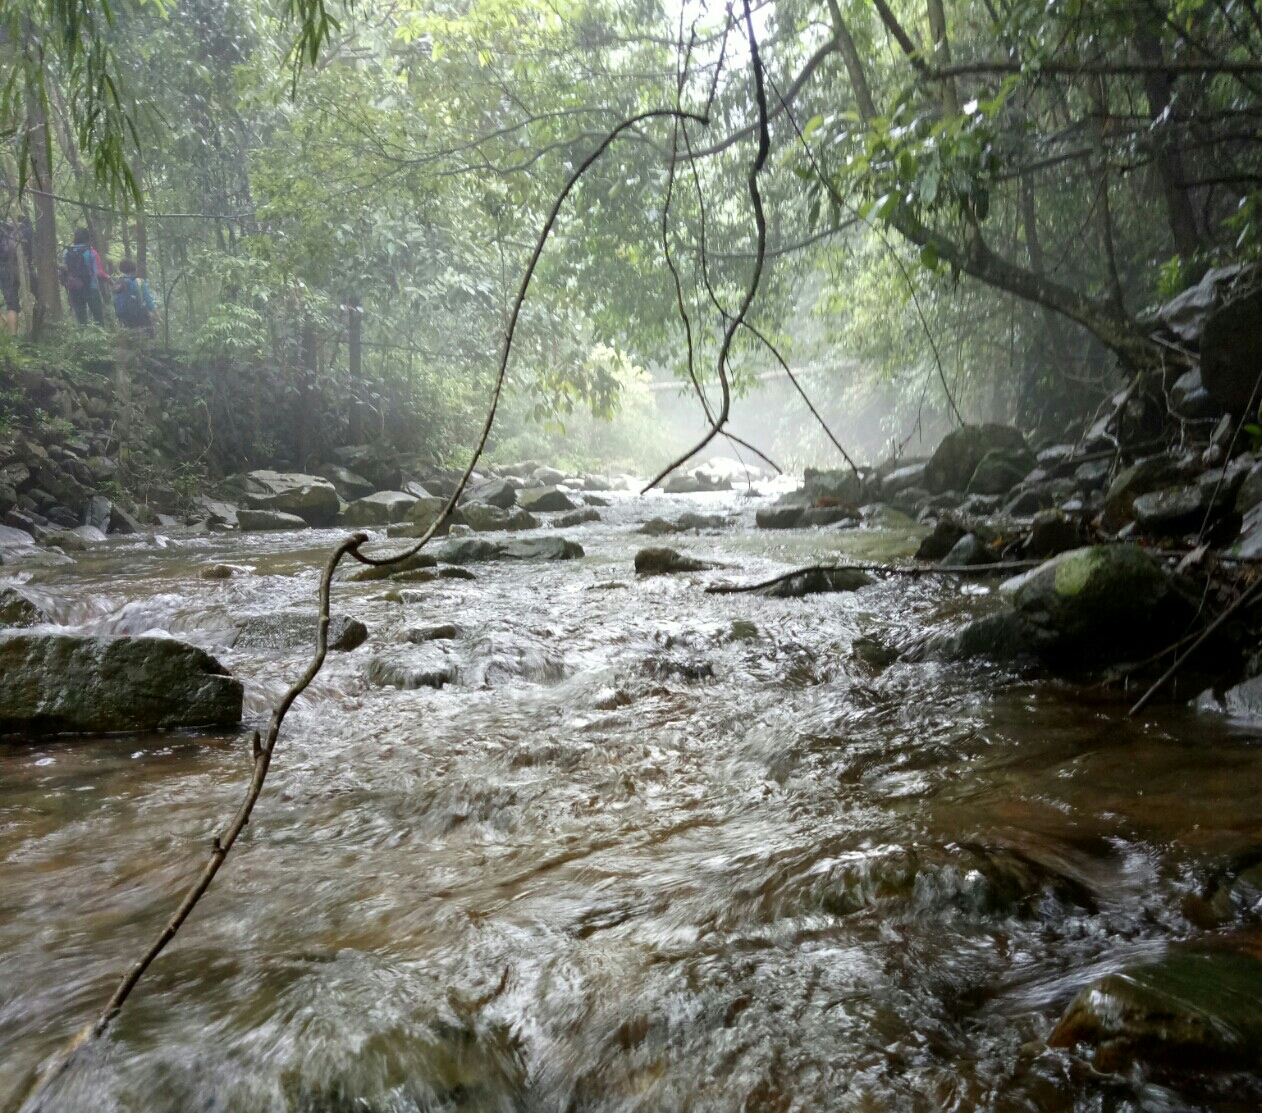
[0,586,44,627]
[328,616,368,652]
[634,547,711,575]
[1048,949,1262,1072]
[200,563,236,580]
[407,623,460,643]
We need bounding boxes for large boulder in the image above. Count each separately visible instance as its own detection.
[1202,284,1262,410]
[340,491,418,527]
[237,508,308,531]
[949,545,1194,669]
[802,467,862,505]
[465,478,517,510]
[240,470,340,527]
[518,486,577,512]
[924,425,1031,494]
[966,447,1037,495]
[0,586,45,627]
[0,634,243,735]
[459,503,538,532]
[755,505,855,530]
[319,465,376,501]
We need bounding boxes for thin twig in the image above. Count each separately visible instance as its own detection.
[643,0,771,493]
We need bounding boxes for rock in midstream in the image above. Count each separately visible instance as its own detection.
[0,633,243,735]
[634,547,712,575]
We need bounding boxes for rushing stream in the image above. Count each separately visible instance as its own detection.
[2,486,1261,1112]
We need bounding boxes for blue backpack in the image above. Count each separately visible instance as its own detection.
[114,276,147,324]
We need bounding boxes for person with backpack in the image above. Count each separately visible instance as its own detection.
[113,257,156,334]
[62,228,108,326]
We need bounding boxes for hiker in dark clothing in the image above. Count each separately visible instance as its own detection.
[0,217,31,337]
[62,228,108,326]
[113,257,156,334]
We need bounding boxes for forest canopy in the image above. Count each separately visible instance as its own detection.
[4,0,1262,468]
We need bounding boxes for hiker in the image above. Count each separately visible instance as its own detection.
[61,228,108,326]
[0,217,31,336]
[113,257,156,334]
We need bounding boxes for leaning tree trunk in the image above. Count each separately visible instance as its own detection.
[24,67,61,332]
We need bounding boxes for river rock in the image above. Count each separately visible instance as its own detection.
[555,508,600,528]
[803,467,862,504]
[950,545,1194,668]
[531,465,568,486]
[761,567,873,598]
[340,491,418,527]
[942,533,998,566]
[1170,367,1222,420]
[501,536,584,561]
[1202,285,1262,410]
[0,587,44,627]
[1024,509,1081,559]
[881,462,928,498]
[459,503,538,532]
[967,446,1036,495]
[915,519,967,561]
[402,493,459,536]
[348,551,437,582]
[320,464,376,501]
[0,633,243,735]
[756,505,855,530]
[407,623,460,643]
[0,523,36,552]
[235,612,366,652]
[240,470,340,526]
[518,486,577,512]
[1100,455,1183,532]
[1132,485,1211,535]
[664,470,730,494]
[634,547,711,575]
[237,508,309,531]
[1048,949,1262,1071]
[200,564,236,580]
[328,616,368,651]
[466,478,518,509]
[366,653,457,690]
[194,498,239,531]
[434,537,501,564]
[83,494,112,532]
[924,425,1031,494]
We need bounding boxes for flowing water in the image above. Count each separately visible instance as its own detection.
[2,488,1261,1112]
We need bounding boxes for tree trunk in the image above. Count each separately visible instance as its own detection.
[347,295,364,444]
[1132,27,1203,260]
[24,69,61,331]
[296,319,317,469]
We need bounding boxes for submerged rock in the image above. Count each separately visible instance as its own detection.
[555,508,600,528]
[235,612,367,652]
[347,551,437,582]
[0,586,44,627]
[755,505,855,529]
[407,623,460,643]
[499,537,583,561]
[0,633,242,735]
[634,547,711,575]
[328,616,369,652]
[1048,949,1262,1071]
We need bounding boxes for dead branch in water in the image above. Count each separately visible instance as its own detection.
[12,104,711,1113]
[705,558,1044,594]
